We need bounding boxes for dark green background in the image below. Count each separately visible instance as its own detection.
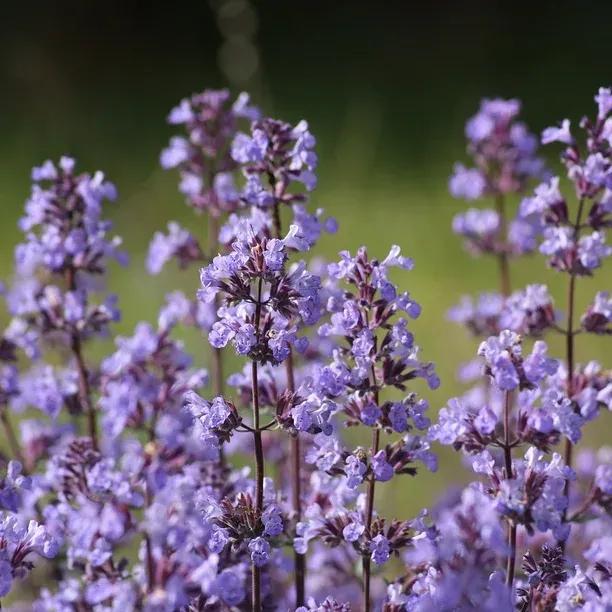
[1,1,610,512]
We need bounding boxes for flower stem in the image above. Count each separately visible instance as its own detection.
[363,428,380,612]
[66,267,98,450]
[561,197,586,543]
[208,215,225,399]
[271,201,305,606]
[207,214,228,471]
[251,276,265,612]
[495,194,511,297]
[144,483,155,593]
[503,390,516,586]
[363,364,380,612]
[495,193,515,584]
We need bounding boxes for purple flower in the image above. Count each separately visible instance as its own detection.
[452,208,500,255]
[370,534,391,565]
[232,117,319,212]
[372,451,393,482]
[449,164,487,200]
[342,520,365,543]
[160,89,257,213]
[595,86,612,119]
[541,119,573,145]
[248,536,271,567]
[344,455,367,489]
[360,402,381,426]
[451,98,545,199]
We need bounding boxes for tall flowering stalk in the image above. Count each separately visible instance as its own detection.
[195,229,322,609]
[297,246,439,610]
[519,87,612,540]
[448,98,547,584]
[449,97,546,296]
[11,157,124,449]
[152,88,259,399]
[230,115,324,605]
[425,89,611,609]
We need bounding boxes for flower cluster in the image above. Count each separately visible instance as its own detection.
[199,229,320,363]
[160,88,258,214]
[450,98,545,200]
[439,88,612,612]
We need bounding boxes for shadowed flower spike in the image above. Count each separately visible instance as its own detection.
[198,231,321,363]
[160,88,259,214]
[450,97,546,200]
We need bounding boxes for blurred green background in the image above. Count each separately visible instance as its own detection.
[0,1,610,514]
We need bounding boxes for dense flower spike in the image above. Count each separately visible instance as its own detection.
[517,88,612,550]
[230,117,336,251]
[232,117,318,203]
[161,88,258,214]
[198,230,320,364]
[449,98,545,200]
[294,245,439,610]
[444,88,611,605]
[449,97,547,299]
[0,85,609,611]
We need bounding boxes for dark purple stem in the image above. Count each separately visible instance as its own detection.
[363,361,380,612]
[503,391,516,586]
[561,197,586,543]
[251,276,265,612]
[271,201,306,606]
[66,267,98,450]
[495,194,511,297]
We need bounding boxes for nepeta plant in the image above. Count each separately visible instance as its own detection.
[0,86,609,612]
[435,91,611,610]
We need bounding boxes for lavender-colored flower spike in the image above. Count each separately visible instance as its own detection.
[161,88,259,214]
[450,98,545,201]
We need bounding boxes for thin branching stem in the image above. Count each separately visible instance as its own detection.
[561,197,586,546]
[65,267,98,450]
[271,201,305,606]
[503,391,516,586]
[251,275,265,612]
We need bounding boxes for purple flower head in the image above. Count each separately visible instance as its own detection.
[161,89,258,213]
[500,284,556,336]
[448,292,505,336]
[344,454,367,489]
[478,331,557,391]
[452,208,500,256]
[449,164,487,200]
[451,98,545,200]
[184,391,240,451]
[321,246,438,392]
[523,87,612,277]
[199,232,321,363]
[17,158,124,277]
[369,533,391,565]
[371,450,394,482]
[232,117,318,213]
[248,536,271,567]
[542,119,573,145]
[342,519,365,543]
